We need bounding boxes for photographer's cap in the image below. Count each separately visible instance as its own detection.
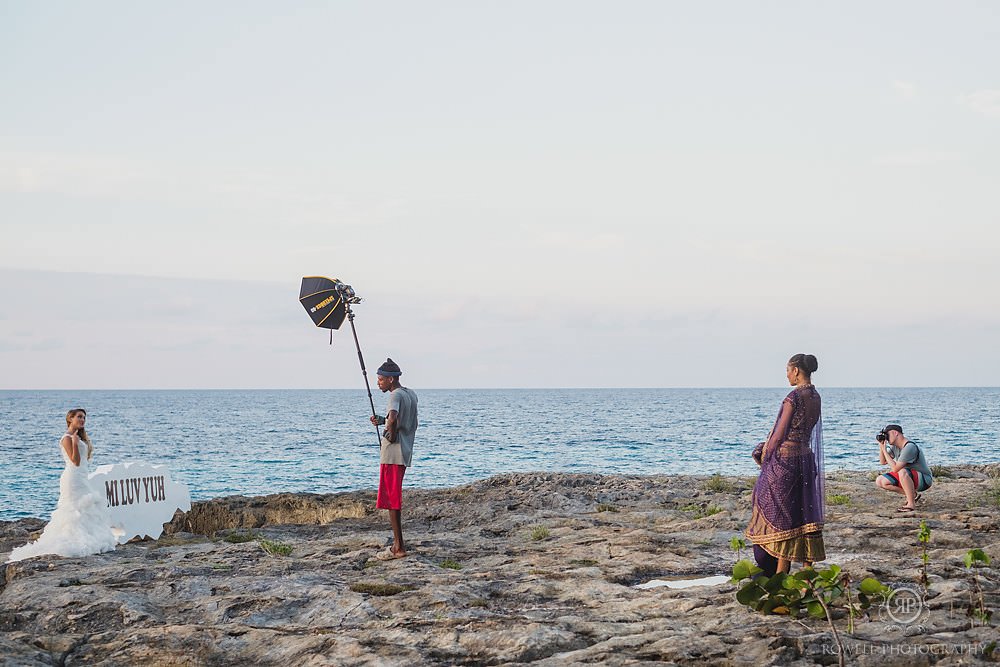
[377,358,402,377]
[882,424,903,435]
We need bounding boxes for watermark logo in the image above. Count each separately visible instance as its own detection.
[878,585,928,631]
[822,643,986,657]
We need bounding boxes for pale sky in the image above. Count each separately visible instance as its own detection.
[2,2,999,388]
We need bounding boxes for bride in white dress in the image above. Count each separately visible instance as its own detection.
[7,408,120,562]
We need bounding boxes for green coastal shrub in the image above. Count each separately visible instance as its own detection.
[986,480,1000,507]
[439,559,462,570]
[917,520,931,591]
[732,559,890,664]
[965,549,993,625]
[704,473,736,493]
[828,494,851,506]
[682,503,723,519]
[223,531,258,544]
[259,538,293,557]
[530,526,550,541]
[729,537,747,561]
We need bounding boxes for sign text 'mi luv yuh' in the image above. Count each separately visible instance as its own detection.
[105,474,167,508]
[90,462,191,543]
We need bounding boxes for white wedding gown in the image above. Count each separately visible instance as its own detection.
[7,439,120,562]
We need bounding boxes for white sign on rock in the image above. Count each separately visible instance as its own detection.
[89,462,192,543]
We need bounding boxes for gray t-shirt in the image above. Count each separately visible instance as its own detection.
[380,386,417,467]
[889,441,932,480]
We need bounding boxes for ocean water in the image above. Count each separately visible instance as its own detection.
[1,388,998,520]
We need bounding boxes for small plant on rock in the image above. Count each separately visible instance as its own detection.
[964,548,993,626]
[682,503,723,519]
[596,503,619,513]
[729,536,747,561]
[930,465,954,479]
[704,473,735,493]
[440,558,462,570]
[223,531,258,544]
[827,494,851,506]
[917,520,931,592]
[703,504,723,517]
[259,538,293,557]
[530,526,550,541]
[987,480,1000,507]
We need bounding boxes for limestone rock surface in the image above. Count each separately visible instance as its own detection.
[2,466,998,665]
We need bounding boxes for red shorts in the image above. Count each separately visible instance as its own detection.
[376,464,406,510]
[882,469,931,492]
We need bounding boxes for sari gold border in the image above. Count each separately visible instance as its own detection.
[755,534,826,563]
[745,505,824,544]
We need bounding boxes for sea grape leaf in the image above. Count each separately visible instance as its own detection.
[859,578,886,596]
[807,601,826,619]
[964,549,991,568]
[762,598,786,615]
[732,559,760,582]
[764,574,788,593]
[736,583,765,606]
[783,576,804,590]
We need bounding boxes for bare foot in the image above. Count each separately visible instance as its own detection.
[375,547,407,561]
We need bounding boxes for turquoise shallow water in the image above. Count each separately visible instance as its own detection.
[2,388,998,520]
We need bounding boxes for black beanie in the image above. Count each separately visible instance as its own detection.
[377,358,402,377]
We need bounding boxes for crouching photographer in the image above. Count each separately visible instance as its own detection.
[874,424,933,513]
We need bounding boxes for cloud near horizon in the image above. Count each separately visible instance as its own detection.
[959,89,1000,118]
[0,151,391,228]
[871,150,963,166]
[892,80,916,99]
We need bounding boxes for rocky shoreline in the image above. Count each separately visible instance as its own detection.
[2,466,998,666]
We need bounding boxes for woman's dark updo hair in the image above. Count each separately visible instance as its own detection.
[788,353,819,376]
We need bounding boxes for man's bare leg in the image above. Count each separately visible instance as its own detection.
[876,477,905,496]
[389,509,406,556]
[897,473,917,508]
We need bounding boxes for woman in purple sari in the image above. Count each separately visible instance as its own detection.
[746,354,825,576]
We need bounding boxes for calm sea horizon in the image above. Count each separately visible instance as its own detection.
[2,387,998,521]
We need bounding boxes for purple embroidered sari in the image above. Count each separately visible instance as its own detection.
[746,385,825,572]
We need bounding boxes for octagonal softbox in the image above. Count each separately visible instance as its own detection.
[299,276,347,330]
